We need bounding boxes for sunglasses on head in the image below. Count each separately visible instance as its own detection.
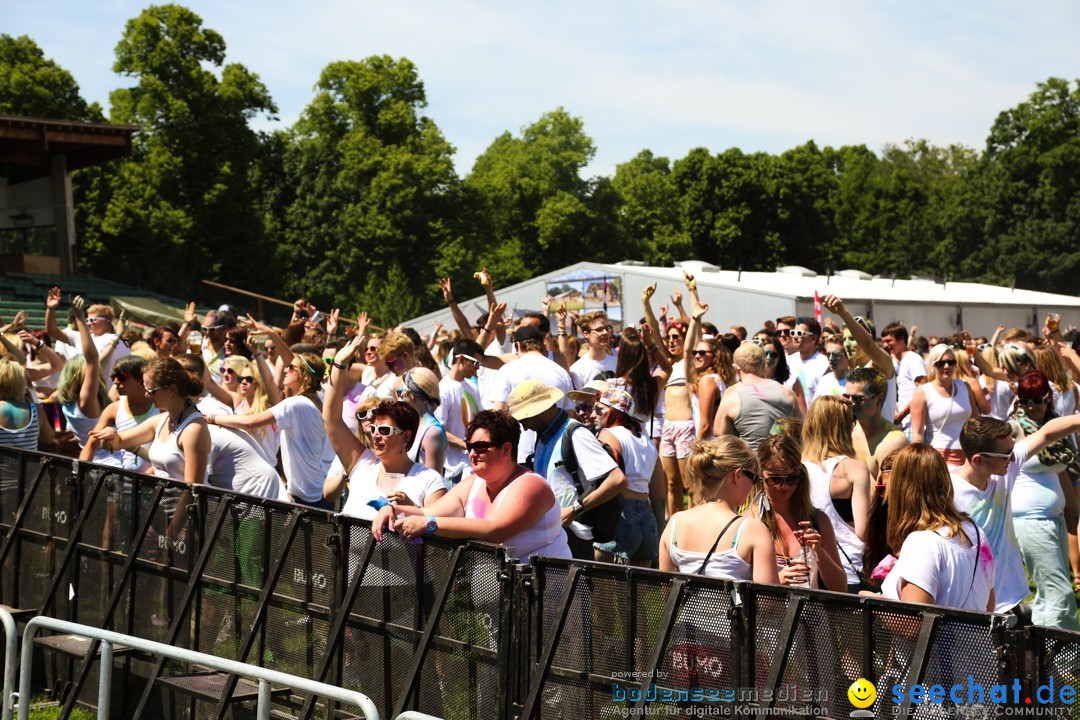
[933,359,957,368]
[1021,394,1051,406]
[465,440,499,454]
[458,354,480,365]
[370,424,404,437]
[763,473,801,488]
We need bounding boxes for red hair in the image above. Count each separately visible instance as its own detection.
[1017,370,1052,403]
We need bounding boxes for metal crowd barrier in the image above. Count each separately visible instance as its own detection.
[3,446,1080,720]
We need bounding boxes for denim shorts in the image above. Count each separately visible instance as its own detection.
[595,498,658,563]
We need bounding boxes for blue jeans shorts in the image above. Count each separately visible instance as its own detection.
[595,498,658,563]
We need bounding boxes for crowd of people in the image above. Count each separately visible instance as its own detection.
[3,273,1080,628]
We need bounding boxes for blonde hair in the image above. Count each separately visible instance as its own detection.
[404,367,441,409]
[689,337,736,388]
[1033,345,1070,396]
[953,348,975,381]
[57,355,110,409]
[925,343,952,381]
[378,331,415,364]
[0,358,28,402]
[685,436,759,504]
[223,355,249,377]
[887,444,973,553]
[801,396,856,463]
[86,304,114,321]
[2,334,23,359]
[129,341,158,363]
[751,435,817,552]
[732,342,765,376]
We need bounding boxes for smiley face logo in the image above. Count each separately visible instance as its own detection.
[847,678,876,709]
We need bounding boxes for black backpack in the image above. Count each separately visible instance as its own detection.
[556,422,625,544]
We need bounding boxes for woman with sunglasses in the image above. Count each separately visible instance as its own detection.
[149,324,182,359]
[372,410,570,561]
[761,336,807,415]
[973,343,1033,421]
[395,367,447,475]
[1008,371,1080,629]
[909,344,976,466]
[207,351,334,509]
[57,297,110,454]
[747,435,846,590]
[322,397,380,509]
[323,337,446,513]
[658,436,778,582]
[89,358,211,485]
[684,303,734,441]
[802,396,872,592]
[235,345,283,461]
[218,356,250,408]
[80,355,159,471]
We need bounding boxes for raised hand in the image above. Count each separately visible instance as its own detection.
[683,271,697,294]
[184,301,197,324]
[71,295,86,315]
[670,288,683,307]
[245,313,275,335]
[474,267,492,288]
[641,283,657,304]
[244,334,263,357]
[46,287,62,310]
[439,277,455,304]
[356,311,370,337]
[326,308,341,336]
[17,330,38,349]
[640,323,654,346]
[556,304,568,325]
[691,302,709,320]
[541,296,553,314]
[336,334,366,364]
[657,304,669,320]
[821,294,845,315]
[489,302,507,324]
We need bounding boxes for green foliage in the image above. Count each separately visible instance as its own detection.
[0,34,102,121]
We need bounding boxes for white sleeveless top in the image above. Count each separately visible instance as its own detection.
[667,513,752,580]
[690,374,725,436]
[805,456,863,585]
[604,424,657,495]
[111,397,158,471]
[463,473,570,561]
[0,402,38,451]
[62,402,99,448]
[989,379,1014,421]
[148,411,205,482]
[924,382,970,450]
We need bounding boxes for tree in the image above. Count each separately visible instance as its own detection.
[272,55,464,323]
[79,4,276,294]
[0,34,102,121]
[612,150,691,265]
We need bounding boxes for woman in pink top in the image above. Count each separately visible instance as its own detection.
[373,410,570,561]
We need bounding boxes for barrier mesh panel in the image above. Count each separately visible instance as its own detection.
[1034,627,1080,716]
[916,617,1001,720]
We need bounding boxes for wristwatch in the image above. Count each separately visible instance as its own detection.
[572,501,586,517]
[425,516,438,536]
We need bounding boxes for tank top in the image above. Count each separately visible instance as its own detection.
[0,402,38,451]
[148,410,205,482]
[732,381,793,449]
[989,379,1014,421]
[804,456,863,585]
[690,374,725,436]
[924,382,970,451]
[463,473,570,561]
[62,401,99,448]
[408,412,446,468]
[114,397,159,470]
[604,424,657,495]
[667,513,752,580]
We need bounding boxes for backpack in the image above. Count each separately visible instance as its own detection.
[556,422,625,544]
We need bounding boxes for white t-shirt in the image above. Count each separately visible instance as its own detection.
[950,439,1031,612]
[881,520,994,612]
[206,425,286,500]
[60,328,131,377]
[340,450,446,520]
[271,395,335,503]
[815,372,846,399]
[534,421,618,540]
[196,394,234,417]
[895,351,927,428]
[796,352,830,406]
[476,337,511,410]
[436,376,482,479]
[487,353,574,463]
[569,353,617,390]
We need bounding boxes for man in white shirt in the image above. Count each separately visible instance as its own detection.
[952,415,1080,614]
[569,310,617,389]
[44,287,130,377]
[509,379,626,559]
[793,317,829,406]
[882,322,926,430]
[200,310,231,384]
[437,339,484,485]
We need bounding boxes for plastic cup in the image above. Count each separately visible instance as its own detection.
[1048,313,1061,332]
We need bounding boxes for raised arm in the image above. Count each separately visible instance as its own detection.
[71,297,103,418]
[670,287,690,326]
[323,335,368,474]
[20,331,65,382]
[641,283,673,362]
[475,302,508,364]
[822,294,894,379]
[475,268,505,345]
[440,278,477,340]
[1026,414,1080,457]
[640,323,671,378]
[245,335,284,405]
[246,314,294,367]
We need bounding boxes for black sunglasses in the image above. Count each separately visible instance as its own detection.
[239,376,256,384]
[842,392,877,407]
[111,371,131,383]
[466,440,499,454]
[933,359,957,368]
[691,349,714,357]
[764,473,801,488]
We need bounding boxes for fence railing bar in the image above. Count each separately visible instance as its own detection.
[53,481,167,717]
[0,607,16,720]
[760,593,807,712]
[0,460,50,569]
[862,597,875,685]
[391,544,467,720]
[495,552,514,720]
[519,564,583,720]
[896,611,942,719]
[38,467,110,615]
[16,615,379,720]
[130,493,236,720]
[631,577,686,716]
[297,528,377,720]
[212,507,304,720]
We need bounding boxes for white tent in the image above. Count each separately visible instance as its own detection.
[404,260,1080,339]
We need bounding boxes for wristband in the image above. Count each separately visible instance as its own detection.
[367,498,391,511]
[425,516,438,536]
[207,415,215,426]
[333,362,349,370]
[572,500,586,517]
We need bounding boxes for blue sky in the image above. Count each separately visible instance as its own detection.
[7,1,1080,177]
